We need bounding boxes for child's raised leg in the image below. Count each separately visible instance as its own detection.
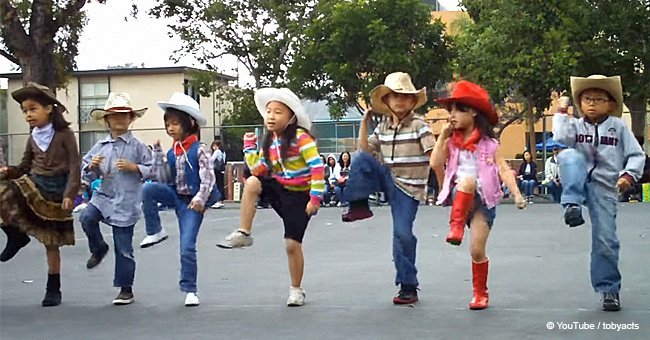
[469,211,490,310]
[447,177,476,245]
[557,149,588,227]
[217,176,259,249]
[42,245,62,307]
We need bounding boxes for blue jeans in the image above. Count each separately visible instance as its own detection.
[80,203,135,287]
[345,152,421,287]
[142,182,204,293]
[545,180,562,203]
[558,149,621,293]
[520,179,536,197]
[334,185,346,204]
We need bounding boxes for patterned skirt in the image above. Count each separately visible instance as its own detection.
[0,174,75,246]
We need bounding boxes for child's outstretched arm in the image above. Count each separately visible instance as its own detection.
[495,146,526,209]
[552,109,577,148]
[243,132,270,176]
[430,123,451,169]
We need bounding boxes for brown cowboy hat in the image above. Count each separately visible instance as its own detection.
[570,75,623,117]
[91,92,147,120]
[11,82,67,112]
[369,72,427,116]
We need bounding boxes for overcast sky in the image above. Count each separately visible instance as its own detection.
[0,0,461,87]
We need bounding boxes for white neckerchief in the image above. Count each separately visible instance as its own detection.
[32,122,55,152]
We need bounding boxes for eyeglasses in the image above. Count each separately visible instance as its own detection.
[581,96,610,104]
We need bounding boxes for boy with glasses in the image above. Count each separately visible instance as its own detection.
[553,75,645,311]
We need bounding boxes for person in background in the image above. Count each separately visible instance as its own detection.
[517,150,537,204]
[210,140,226,209]
[544,147,562,203]
[334,151,351,207]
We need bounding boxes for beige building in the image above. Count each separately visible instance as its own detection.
[1,67,235,164]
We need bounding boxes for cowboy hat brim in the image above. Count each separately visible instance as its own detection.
[158,102,207,127]
[570,75,623,117]
[11,85,67,112]
[435,96,498,125]
[255,88,311,130]
[91,107,147,121]
[369,85,427,117]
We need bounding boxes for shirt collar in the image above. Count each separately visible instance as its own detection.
[100,131,133,144]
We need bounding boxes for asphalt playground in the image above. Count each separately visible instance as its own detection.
[1,200,649,339]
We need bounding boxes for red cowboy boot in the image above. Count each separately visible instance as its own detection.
[469,259,489,310]
[446,191,474,245]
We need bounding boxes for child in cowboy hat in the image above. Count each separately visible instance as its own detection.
[431,80,526,310]
[236,87,324,306]
[0,82,81,307]
[553,75,645,311]
[80,93,153,305]
[341,72,435,304]
[141,92,219,307]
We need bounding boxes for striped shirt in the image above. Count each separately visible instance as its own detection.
[244,128,325,205]
[368,113,435,201]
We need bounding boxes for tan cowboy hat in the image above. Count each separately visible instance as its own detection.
[369,72,427,116]
[11,82,67,112]
[91,92,147,120]
[158,92,207,127]
[255,88,311,129]
[570,75,623,117]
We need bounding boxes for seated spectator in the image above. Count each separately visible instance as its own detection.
[324,154,338,206]
[543,147,562,203]
[517,150,537,204]
[334,151,351,207]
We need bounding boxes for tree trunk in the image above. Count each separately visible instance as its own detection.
[627,96,648,147]
[527,100,537,161]
[20,50,57,89]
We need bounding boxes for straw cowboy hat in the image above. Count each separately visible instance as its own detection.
[158,92,207,127]
[436,80,498,125]
[570,75,623,117]
[91,92,147,120]
[254,88,311,130]
[11,82,67,112]
[369,72,427,116]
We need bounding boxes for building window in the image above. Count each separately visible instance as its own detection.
[183,79,201,105]
[79,77,110,154]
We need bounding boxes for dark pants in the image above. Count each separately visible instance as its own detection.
[80,204,135,288]
[215,170,225,202]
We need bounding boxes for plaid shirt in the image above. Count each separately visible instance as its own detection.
[151,142,215,207]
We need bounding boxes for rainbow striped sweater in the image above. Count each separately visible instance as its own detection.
[244,128,325,205]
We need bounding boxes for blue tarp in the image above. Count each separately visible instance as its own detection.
[535,137,567,151]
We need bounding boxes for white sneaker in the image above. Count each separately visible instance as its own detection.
[287,287,305,306]
[139,229,168,248]
[210,202,225,209]
[72,202,88,214]
[216,230,253,249]
[184,292,200,307]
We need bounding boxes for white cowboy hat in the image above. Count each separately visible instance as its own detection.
[369,72,427,116]
[254,88,311,130]
[158,92,207,127]
[91,92,147,120]
[570,75,623,117]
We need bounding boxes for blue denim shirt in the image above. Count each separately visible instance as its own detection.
[81,131,152,227]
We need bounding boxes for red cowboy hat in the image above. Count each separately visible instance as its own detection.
[435,80,498,125]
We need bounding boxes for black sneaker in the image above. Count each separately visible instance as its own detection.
[112,288,134,305]
[602,292,620,311]
[564,204,585,227]
[41,290,61,307]
[392,287,419,305]
[86,246,109,269]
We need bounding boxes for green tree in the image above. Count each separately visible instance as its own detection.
[219,87,262,161]
[455,0,580,154]
[0,0,115,89]
[287,0,454,118]
[572,0,650,140]
[150,0,316,89]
